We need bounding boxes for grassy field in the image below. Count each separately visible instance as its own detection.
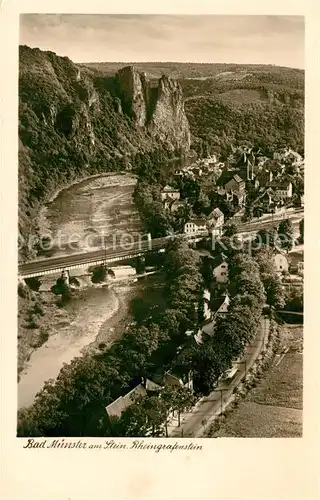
[210,324,303,438]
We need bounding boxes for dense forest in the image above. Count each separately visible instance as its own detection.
[182,71,304,157]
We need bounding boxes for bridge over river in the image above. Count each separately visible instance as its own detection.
[18,233,206,278]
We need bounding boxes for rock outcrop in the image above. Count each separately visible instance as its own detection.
[149,75,191,151]
[117,66,148,127]
[116,66,190,151]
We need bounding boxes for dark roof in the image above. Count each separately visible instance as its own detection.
[211,253,228,269]
[209,207,224,219]
[288,251,304,266]
[266,160,283,171]
[210,296,227,314]
[216,170,238,187]
[271,179,291,189]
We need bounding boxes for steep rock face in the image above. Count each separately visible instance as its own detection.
[149,75,191,151]
[117,66,147,127]
[116,66,190,151]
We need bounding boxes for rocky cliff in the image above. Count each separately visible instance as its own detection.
[18,46,191,256]
[116,66,190,150]
[149,75,191,151]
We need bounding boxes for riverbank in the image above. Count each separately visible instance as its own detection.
[18,285,120,409]
[18,172,146,409]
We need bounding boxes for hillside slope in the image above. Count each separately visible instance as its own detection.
[180,67,304,157]
[18,46,190,257]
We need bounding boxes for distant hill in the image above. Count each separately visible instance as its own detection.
[82,61,304,83]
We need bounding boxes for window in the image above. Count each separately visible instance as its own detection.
[221,272,226,276]
[221,264,226,268]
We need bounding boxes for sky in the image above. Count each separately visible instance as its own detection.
[19,14,305,69]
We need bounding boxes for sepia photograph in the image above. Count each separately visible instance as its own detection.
[17,14,304,439]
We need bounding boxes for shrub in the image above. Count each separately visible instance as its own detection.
[18,283,27,298]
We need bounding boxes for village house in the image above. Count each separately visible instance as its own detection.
[169,199,188,213]
[273,252,289,273]
[184,218,207,234]
[225,173,246,195]
[210,293,230,318]
[191,166,203,177]
[161,185,180,202]
[202,288,211,321]
[174,169,184,180]
[288,250,304,275]
[256,169,273,189]
[196,293,230,343]
[271,179,293,200]
[274,148,303,167]
[216,171,246,207]
[207,207,224,235]
[252,187,276,214]
[264,159,285,178]
[211,253,228,283]
[105,379,161,419]
[163,369,194,392]
[273,148,292,161]
[217,187,233,202]
[163,196,173,210]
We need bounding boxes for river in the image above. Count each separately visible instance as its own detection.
[18,173,150,410]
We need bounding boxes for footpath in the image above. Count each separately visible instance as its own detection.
[167,316,270,437]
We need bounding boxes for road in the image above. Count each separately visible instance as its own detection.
[167,316,270,437]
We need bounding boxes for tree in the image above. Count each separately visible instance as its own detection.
[227,253,260,284]
[90,264,107,283]
[255,227,278,248]
[254,249,285,309]
[186,342,227,395]
[284,286,303,313]
[223,223,238,237]
[161,385,196,428]
[277,219,294,252]
[110,395,167,437]
[264,277,285,309]
[170,204,191,233]
[180,177,201,204]
[193,191,211,215]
